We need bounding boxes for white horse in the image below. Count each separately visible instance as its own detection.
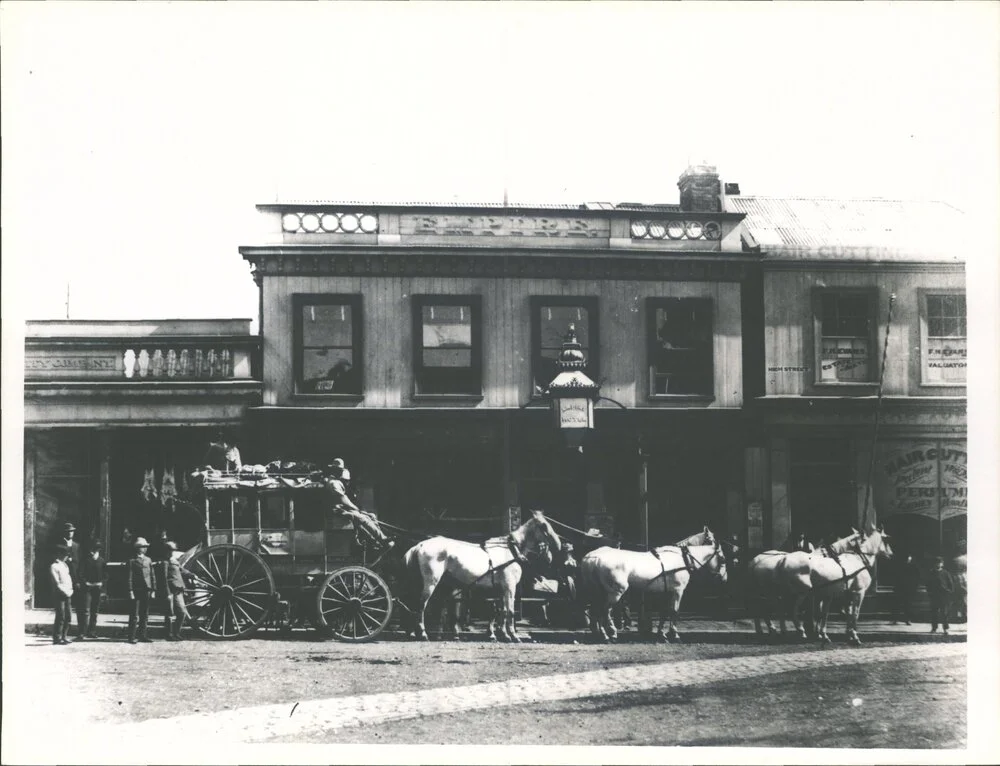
[402,510,561,642]
[748,530,862,638]
[811,527,893,645]
[580,528,728,643]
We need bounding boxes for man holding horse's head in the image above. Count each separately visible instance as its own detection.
[322,458,393,552]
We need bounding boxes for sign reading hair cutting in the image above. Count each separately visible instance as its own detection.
[874,441,967,521]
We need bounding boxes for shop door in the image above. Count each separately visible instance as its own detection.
[646,446,728,547]
[518,448,588,534]
[789,439,855,546]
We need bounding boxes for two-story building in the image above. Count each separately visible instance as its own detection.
[729,193,967,587]
[238,165,761,549]
[23,319,261,606]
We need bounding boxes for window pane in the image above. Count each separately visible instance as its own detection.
[302,304,353,347]
[649,299,713,395]
[424,348,472,368]
[422,305,472,349]
[233,495,256,528]
[302,348,356,393]
[541,306,589,349]
[260,495,289,528]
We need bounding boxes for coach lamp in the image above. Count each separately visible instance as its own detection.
[545,324,602,451]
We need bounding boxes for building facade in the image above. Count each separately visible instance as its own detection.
[23,319,260,606]
[730,194,967,588]
[238,165,760,550]
[23,165,966,606]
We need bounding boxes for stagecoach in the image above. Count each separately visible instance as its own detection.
[179,469,396,641]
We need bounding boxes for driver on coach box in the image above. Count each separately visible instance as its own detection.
[322,458,393,552]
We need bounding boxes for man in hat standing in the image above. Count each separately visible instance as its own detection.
[50,544,74,645]
[322,458,393,552]
[59,522,82,637]
[76,540,106,640]
[926,556,955,635]
[127,537,156,643]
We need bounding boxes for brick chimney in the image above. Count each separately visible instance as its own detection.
[678,164,721,213]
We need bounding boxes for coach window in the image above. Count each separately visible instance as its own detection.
[920,290,966,386]
[647,297,714,397]
[293,295,363,396]
[813,289,877,384]
[531,297,599,396]
[412,295,483,397]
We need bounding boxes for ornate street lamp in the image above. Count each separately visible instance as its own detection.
[545,324,601,451]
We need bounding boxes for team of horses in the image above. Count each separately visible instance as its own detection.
[396,510,909,646]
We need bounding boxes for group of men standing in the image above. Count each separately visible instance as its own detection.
[48,522,191,645]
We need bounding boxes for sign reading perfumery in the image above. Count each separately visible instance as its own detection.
[400,214,610,239]
[874,441,967,521]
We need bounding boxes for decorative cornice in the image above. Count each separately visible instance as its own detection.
[24,380,263,401]
[240,249,758,282]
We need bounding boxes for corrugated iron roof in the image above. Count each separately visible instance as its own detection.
[265,200,683,213]
[727,196,966,262]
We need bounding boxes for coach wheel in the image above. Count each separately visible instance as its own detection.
[183,544,275,639]
[315,566,393,642]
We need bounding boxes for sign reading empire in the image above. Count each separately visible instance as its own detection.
[401,214,609,239]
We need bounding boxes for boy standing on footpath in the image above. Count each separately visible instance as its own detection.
[50,545,74,645]
[127,537,156,644]
[161,541,191,641]
[76,541,106,640]
[926,556,955,635]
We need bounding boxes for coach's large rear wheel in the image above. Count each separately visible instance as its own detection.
[315,566,393,642]
[183,544,275,639]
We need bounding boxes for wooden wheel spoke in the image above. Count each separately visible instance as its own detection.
[228,552,245,587]
[195,559,220,585]
[232,593,267,615]
[208,553,225,583]
[185,571,220,591]
[233,576,267,591]
[326,578,352,600]
[231,599,255,626]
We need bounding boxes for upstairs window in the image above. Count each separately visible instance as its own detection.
[412,295,482,396]
[815,290,876,383]
[531,297,599,394]
[293,295,363,395]
[647,298,714,396]
[922,291,966,385]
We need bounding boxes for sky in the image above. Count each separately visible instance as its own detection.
[3,1,998,326]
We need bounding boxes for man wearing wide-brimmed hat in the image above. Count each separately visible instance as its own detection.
[126,537,155,644]
[58,522,84,637]
[322,458,393,554]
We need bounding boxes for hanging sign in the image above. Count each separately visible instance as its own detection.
[874,441,967,521]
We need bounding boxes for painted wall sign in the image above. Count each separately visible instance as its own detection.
[400,214,610,239]
[25,353,121,378]
[874,441,967,521]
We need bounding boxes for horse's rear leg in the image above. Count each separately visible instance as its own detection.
[502,591,520,643]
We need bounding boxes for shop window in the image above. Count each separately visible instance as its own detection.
[814,290,876,383]
[921,291,966,385]
[647,298,714,396]
[293,295,363,395]
[531,297,598,394]
[412,295,482,396]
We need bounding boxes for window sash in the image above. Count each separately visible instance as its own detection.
[647,298,714,396]
[293,295,363,395]
[922,292,967,385]
[413,296,481,395]
[530,297,598,393]
[814,291,876,383]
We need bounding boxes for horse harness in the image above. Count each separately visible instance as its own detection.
[818,541,875,588]
[473,534,529,590]
[649,542,721,583]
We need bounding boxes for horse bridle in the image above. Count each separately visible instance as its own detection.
[652,539,725,576]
